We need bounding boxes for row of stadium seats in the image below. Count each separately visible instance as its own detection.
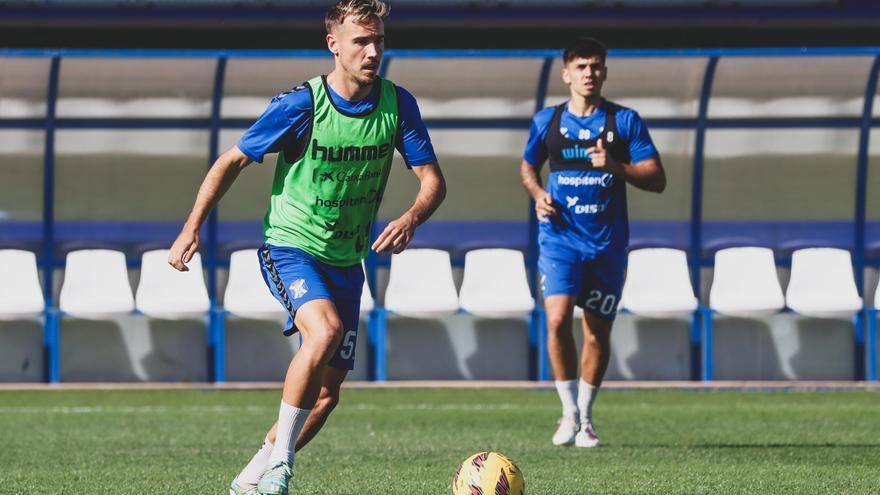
[384,246,871,319]
[0,245,873,320]
[0,247,536,321]
[0,246,878,382]
[632,246,865,319]
[377,246,875,381]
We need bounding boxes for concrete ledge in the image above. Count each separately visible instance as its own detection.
[0,380,878,392]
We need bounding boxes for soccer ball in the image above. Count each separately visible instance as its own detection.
[451,451,524,495]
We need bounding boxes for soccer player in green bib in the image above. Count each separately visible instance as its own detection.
[168,1,446,493]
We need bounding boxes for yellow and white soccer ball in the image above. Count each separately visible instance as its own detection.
[451,451,524,495]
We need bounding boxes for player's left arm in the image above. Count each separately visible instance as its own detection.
[372,162,446,254]
[371,86,447,254]
[588,110,666,193]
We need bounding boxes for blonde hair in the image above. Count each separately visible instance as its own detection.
[325,0,390,33]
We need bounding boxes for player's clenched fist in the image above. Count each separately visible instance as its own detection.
[534,190,557,223]
[168,229,200,272]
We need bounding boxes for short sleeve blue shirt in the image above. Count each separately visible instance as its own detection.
[524,102,658,167]
[237,78,437,167]
[523,100,659,255]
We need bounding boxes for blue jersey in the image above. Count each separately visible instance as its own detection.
[524,99,658,255]
[238,78,437,167]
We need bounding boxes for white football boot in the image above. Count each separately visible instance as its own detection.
[575,420,600,448]
[229,478,258,495]
[552,415,579,446]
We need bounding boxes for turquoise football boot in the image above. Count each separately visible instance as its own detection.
[257,462,293,495]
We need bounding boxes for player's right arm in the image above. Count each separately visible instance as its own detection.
[168,87,312,271]
[520,161,556,222]
[168,146,252,271]
[520,108,556,222]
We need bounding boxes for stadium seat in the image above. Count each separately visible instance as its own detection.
[457,248,539,380]
[871,276,880,381]
[459,248,534,318]
[59,249,135,319]
[384,248,459,318]
[372,248,458,381]
[709,247,785,317]
[873,265,880,314]
[0,249,45,320]
[619,248,698,318]
[360,272,375,316]
[135,249,210,319]
[785,248,862,318]
[223,249,287,320]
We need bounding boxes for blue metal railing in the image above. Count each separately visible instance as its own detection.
[692,56,718,381]
[531,56,554,382]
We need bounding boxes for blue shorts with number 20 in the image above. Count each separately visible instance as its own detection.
[538,240,625,321]
[257,244,364,370]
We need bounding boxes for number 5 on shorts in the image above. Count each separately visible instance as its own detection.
[339,329,356,360]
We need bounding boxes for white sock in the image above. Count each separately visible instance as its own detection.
[578,379,598,424]
[267,401,311,466]
[234,437,273,488]
[555,380,579,419]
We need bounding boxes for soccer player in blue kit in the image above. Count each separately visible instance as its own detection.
[520,38,666,448]
[168,1,445,493]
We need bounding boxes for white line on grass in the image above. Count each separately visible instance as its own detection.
[0,405,268,414]
[0,402,550,414]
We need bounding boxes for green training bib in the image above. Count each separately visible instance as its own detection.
[263,75,398,266]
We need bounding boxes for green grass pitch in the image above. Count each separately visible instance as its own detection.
[1,388,878,494]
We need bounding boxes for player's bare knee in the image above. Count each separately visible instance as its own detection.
[583,327,609,346]
[594,327,612,345]
[583,328,596,342]
[546,314,570,333]
[545,307,570,331]
[312,319,344,354]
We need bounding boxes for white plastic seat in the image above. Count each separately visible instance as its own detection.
[619,248,698,318]
[459,248,534,318]
[0,249,45,320]
[223,249,287,320]
[360,274,375,316]
[59,249,135,319]
[786,247,862,318]
[384,248,459,318]
[135,249,210,319]
[875,275,880,309]
[710,247,785,317]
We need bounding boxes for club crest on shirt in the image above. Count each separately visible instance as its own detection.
[290,279,309,299]
[271,85,307,102]
[271,91,292,102]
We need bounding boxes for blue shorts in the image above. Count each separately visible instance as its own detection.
[257,244,364,370]
[538,240,625,321]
